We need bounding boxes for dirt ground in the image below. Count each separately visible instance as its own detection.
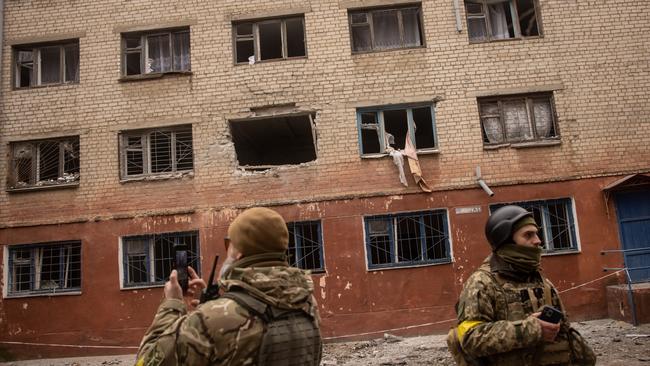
[1,319,648,365]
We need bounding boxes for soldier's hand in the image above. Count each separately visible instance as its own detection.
[532,312,561,342]
[184,266,207,311]
[164,270,184,301]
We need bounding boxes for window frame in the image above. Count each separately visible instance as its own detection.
[348,5,425,54]
[464,0,543,43]
[120,27,191,78]
[118,124,194,180]
[489,198,580,254]
[232,16,307,64]
[478,92,559,146]
[7,136,80,192]
[356,104,438,157]
[364,209,452,270]
[120,231,201,289]
[5,240,82,298]
[13,40,80,89]
[287,220,325,272]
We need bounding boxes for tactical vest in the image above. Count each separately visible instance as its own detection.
[478,267,573,366]
[221,290,322,366]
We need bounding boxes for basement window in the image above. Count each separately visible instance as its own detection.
[121,28,191,76]
[357,105,437,156]
[119,125,194,179]
[364,210,451,269]
[478,92,558,145]
[7,241,82,297]
[234,16,306,64]
[465,0,541,43]
[287,221,324,272]
[8,136,80,191]
[121,231,200,288]
[230,114,317,168]
[349,6,424,53]
[13,40,79,88]
[490,198,578,253]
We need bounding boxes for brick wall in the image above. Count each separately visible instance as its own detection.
[1,0,648,225]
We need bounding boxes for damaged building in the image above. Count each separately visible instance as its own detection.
[1,0,649,359]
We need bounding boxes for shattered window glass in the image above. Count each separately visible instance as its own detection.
[287,221,324,271]
[7,241,82,296]
[465,0,542,42]
[121,125,194,178]
[122,28,190,76]
[234,17,306,63]
[9,137,80,190]
[478,93,557,145]
[14,41,79,88]
[350,6,424,52]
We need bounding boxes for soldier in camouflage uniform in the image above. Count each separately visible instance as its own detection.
[448,205,596,366]
[135,207,322,366]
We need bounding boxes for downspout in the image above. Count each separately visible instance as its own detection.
[476,166,494,197]
[0,0,4,97]
[453,0,463,32]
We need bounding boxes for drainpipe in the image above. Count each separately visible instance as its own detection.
[453,0,463,32]
[0,0,4,97]
[476,166,494,197]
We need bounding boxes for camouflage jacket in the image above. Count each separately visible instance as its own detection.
[455,256,595,366]
[135,256,321,366]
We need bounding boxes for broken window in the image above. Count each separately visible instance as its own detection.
[349,6,423,53]
[465,0,541,43]
[7,241,81,296]
[287,221,324,271]
[234,16,306,63]
[122,28,190,76]
[357,105,436,156]
[8,136,80,190]
[14,40,79,88]
[490,198,577,253]
[478,93,557,145]
[120,125,194,178]
[122,231,200,287]
[230,114,317,168]
[365,210,450,269]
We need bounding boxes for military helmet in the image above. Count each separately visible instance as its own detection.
[485,205,534,250]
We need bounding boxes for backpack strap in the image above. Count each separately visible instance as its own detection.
[221,291,270,321]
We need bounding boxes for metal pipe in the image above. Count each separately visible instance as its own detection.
[453,0,463,32]
[625,268,639,326]
[478,179,494,197]
[601,248,650,254]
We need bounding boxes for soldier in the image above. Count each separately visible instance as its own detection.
[447,205,596,366]
[135,207,322,366]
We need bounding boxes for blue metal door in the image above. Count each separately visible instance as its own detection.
[614,189,650,282]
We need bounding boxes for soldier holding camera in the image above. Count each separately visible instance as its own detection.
[135,207,322,366]
[447,205,596,366]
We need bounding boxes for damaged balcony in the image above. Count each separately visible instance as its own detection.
[229,113,317,170]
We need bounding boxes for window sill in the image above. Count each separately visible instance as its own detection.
[367,259,451,271]
[6,181,79,193]
[121,284,164,291]
[469,35,544,45]
[119,71,193,82]
[542,249,580,257]
[234,56,307,66]
[352,45,426,56]
[120,171,194,183]
[483,139,561,150]
[12,82,79,91]
[361,149,439,159]
[4,290,81,299]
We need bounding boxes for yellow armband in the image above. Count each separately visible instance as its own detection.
[457,320,484,341]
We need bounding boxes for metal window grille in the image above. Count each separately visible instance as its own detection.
[357,105,437,156]
[365,210,451,269]
[8,241,82,296]
[9,136,80,189]
[287,221,324,271]
[122,231,200,287]
[14,41,79,88]
[122,28,190,76]
[121,125,193,178]
[490,198,577,252]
